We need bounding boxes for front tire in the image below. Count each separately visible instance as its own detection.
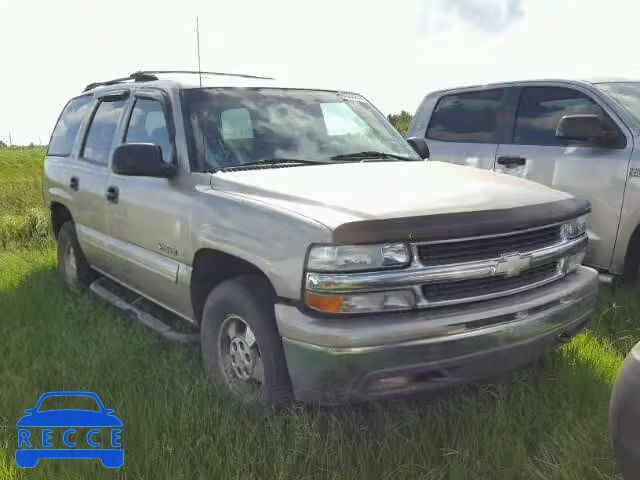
[200,274,292,406]
[56,221,96,287]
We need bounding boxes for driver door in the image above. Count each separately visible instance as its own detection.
[494,85,632,270]
[104,90,192,317]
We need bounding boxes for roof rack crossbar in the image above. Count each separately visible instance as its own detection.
[83,70,274,92]
[83,72,158,92]
[137,70,275,80]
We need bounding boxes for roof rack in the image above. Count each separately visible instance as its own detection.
[83,72,158,92]
[83,70,274,92]
[140,70,275,80]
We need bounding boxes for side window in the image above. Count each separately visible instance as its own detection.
[221,108,253,140]
[82,99,126,165]
[513,87,623,147]
[426,89,505,143]
[47,96,92,156]
[125,98,172,163]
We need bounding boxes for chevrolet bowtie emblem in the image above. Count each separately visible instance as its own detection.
[495,253,531,277]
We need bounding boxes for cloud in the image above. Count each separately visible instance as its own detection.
[418,0,524,33]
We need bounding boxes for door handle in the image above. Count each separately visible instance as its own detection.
[497,156,526,168]
[106,186,119,204]
[69,176,79,191]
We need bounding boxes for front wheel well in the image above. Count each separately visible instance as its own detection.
[50,202,73,239]
[190,249,276,325]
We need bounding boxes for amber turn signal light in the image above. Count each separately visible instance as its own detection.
[304,292,343,313]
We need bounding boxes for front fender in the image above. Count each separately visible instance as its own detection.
[190,189,332,300]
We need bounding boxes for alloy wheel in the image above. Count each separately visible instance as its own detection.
[217,313,264,399]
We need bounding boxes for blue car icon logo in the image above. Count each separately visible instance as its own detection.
[15,391,123,468]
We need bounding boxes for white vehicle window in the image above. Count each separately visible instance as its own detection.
[514,87,623,147]
[426,89,505,143]
[597,82,640,127]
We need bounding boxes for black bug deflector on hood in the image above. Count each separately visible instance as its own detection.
[332,198,591,244]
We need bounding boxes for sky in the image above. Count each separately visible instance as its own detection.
[2,0,640,145]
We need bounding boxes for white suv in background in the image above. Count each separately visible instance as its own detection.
[408,80,640,279]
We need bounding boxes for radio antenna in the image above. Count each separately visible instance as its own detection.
[196,17,202,87]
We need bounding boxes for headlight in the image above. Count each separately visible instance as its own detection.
[305,290,416,314]
[561,215,587,240]
[307,243,411,272]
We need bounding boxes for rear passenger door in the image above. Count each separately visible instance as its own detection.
[72,92,128,273]
[424,88,507,169]
[494,85,633,270]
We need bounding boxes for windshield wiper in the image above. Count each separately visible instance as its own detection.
[245,158,324,166]
[221,158,324,170]
[330,151,418,162]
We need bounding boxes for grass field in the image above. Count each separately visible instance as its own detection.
[0,147,635,479]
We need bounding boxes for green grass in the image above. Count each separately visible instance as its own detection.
[0,148,46,216]
[0,148,634,479]
[0,148,50,250]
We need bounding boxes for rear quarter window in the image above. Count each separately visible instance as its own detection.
[47,96,93,156]
[426,89,505,143]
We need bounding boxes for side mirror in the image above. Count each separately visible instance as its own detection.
[24,409,33,414]
[406,137,430,159]
[105,409,115,415]
[555,114,608,143]
[112,143,177,177]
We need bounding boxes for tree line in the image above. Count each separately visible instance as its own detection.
[387,111,413,136]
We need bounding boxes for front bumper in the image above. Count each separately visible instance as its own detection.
[276,266,598,404]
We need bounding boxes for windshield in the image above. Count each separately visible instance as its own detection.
[596,82,640,124]
[182,88,420,170]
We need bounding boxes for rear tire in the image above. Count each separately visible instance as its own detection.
[200,274,292,406]
[56,221,96,287]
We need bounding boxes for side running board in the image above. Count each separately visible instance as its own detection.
[90,277,199,345]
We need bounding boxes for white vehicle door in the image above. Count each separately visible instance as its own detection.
[493,85,632,270]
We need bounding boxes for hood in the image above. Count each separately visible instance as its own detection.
[210,161,574,231]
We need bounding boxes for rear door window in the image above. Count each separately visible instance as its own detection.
[125,98,172,163]
[426,89,505,143]
[513,86,624,147]
[82,99,127,165]
[47,96,93,156]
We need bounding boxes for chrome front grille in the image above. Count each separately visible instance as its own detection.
[422,261,560,303]
[417,225,561,266]
[306,223,588,310]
